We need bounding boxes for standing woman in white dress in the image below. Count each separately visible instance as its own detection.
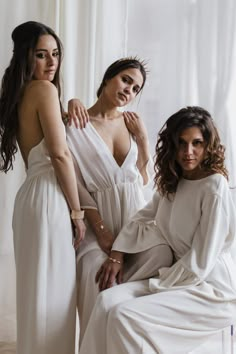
[0,21,86,354]
[80,106,236,354]
[66,58,173,345]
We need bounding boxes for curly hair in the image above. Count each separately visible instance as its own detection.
[154,106,228,197]
[0,21,63,173]
[96,56,148,98]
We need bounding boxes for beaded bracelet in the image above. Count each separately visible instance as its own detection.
[109,257,122,264]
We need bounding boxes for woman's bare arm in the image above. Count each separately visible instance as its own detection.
[35,81,86,243]
[124,111,150,184]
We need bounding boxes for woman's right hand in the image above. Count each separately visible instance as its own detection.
[123,111,148,141]
[67,98,89,129]
[95,254,124,291]
[73,219,86,250]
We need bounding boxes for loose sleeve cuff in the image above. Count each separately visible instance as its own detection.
[112,220,167,254]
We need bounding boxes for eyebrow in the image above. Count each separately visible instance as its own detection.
[179,137,204,142]
[35,48,58,52]
[123,74,141,90]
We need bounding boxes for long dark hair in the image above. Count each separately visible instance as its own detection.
[96,57,147,98]
[0,21,63,172]
[154,106,228,197]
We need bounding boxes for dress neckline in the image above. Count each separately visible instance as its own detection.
[88,122,133,169]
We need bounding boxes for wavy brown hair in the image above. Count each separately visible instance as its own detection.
[0,21,63,173]
[154,106,228,197]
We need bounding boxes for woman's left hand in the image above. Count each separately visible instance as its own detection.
[73,219,86,250]
[67,98,89,129]
[95,257,124,291]
[123,111,148,140]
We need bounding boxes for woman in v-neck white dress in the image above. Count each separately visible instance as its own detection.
[66,58,173,345]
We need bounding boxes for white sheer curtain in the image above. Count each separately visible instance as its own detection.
[126,0,236,182]
[195,0,236,188]
[0,0,236,349]
[127,0,236,204]
[126,0,201,149]
[59,0,128,106]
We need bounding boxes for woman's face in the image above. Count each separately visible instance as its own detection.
[103,68,144,107]
[176,126,206,180]
[33,34,59,81]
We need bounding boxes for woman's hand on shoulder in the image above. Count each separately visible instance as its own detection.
[67,98,89,129]
[123,111,148,141]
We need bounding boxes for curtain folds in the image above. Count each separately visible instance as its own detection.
[0,0,235,344]
[60,0,128,106]
[195,0,236,188]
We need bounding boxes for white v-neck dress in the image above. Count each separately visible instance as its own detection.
[12,139,76,354]
[67,122,147,257]
[67,123,171,343]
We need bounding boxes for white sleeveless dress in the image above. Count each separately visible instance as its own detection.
[12,139,76,354]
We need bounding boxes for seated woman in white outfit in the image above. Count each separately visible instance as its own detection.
[66,58,173,344]
[80,106,236,354]
[0,21,86,354]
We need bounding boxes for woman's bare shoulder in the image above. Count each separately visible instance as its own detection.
[25,80,57,98]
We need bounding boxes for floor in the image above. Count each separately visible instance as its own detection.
[0,327,235,353]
